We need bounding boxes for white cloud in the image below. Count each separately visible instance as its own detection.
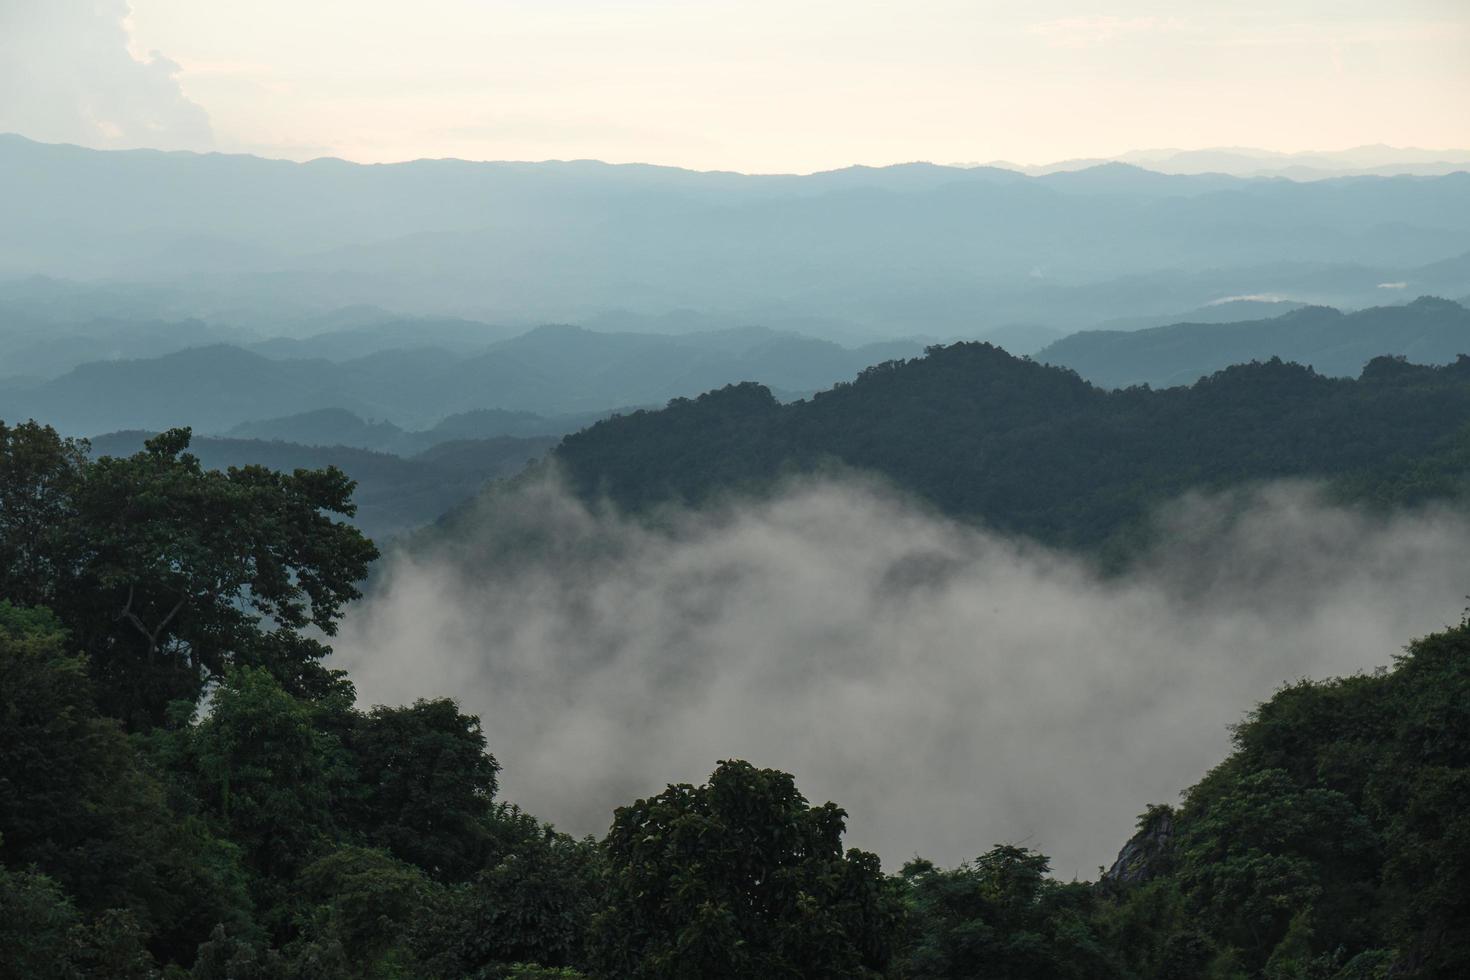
[334,474,1470,877]
[0,0,212,150]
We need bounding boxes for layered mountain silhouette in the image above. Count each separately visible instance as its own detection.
[1041,296,1470,388]
[549,341,1470,549]
[0,324,923,434]
[4,135,1467,345]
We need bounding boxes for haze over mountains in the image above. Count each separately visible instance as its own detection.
[1042,295,1470,388]
[2,137,1469,550]
[0,317,924,435]
[982,144,1470,180]
[3,134,1469,350]
[89,429,553,541]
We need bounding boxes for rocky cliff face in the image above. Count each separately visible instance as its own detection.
[1104,805,1175,885]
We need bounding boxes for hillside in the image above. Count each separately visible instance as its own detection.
[1041,296,1470,388]
[553,343,1470,549]
[1091,620,1470,977]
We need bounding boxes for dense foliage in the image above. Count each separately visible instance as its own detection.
[590,761,901,979]
[3,417,1470,978]
[1089,621,1470,979]
[0,421,378,727]
[554,344,1470,551]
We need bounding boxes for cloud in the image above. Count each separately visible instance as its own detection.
[0,0,212,150]
[1206,293,1295,304]
[333,474,1470,877]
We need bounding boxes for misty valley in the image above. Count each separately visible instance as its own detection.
[5,134,1470,979]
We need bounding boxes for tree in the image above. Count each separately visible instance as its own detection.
[188,668,338,885]
[0,423,379,728]
[899,845,1121,980]
[421,806,599,976]
[0,420,87,608]
[589,760,902,979]
[0,859,80,980]
[72,428,378,726]
[344,698,501,880]
[286,847,436,979]
[0,602,256,965]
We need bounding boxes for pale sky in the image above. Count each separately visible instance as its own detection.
[2,0,1467,172]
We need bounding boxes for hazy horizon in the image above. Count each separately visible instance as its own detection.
[3,1,1467,172]
[7,128,1470,178]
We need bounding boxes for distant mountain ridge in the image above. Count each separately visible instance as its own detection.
[4,135,1468,344]
[1039,296,1470,388]
[226,406,611,453]
[982,145,1470,180]
[88,430,556,541]
[0,323,925,435]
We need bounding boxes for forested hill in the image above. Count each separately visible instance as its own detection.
[1040,295,1470,389]
[555,343,1470,549]
[7,415,1470,977]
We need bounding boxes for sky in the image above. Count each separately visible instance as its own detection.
[1,0,1467,172]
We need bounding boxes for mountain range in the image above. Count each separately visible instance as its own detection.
[1041,296,1470,388]
[546,342,1470,551]
[0,323,924,435]
[3,135,1468,349]
[982,144,1470,180]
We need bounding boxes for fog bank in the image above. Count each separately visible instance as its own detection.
[333,476,1470,876]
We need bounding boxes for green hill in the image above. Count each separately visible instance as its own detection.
[554,343,1470,550]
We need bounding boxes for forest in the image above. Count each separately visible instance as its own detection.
[3,415,1469,979]
[553,343,1470,553]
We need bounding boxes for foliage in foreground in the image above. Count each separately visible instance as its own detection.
[3,419,1470,978]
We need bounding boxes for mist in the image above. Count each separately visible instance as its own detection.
[332,474,1470,877]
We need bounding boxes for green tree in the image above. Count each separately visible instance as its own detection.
[420,806,599,976]
[0,424,379,728]
[0,602,255,964]
[589,760,902,979]
[344,698,501,881]
[0,420,88,609]
[189,668,339,885]
[0,858,81,980]
[286,847,437,979]
[899,845,1121,980]
[74,428,377,726]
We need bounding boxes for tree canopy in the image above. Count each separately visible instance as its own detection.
[0,422,377,727]
[553,345,1470,551]
[591,760,903,979]
[4,416,1470,978]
